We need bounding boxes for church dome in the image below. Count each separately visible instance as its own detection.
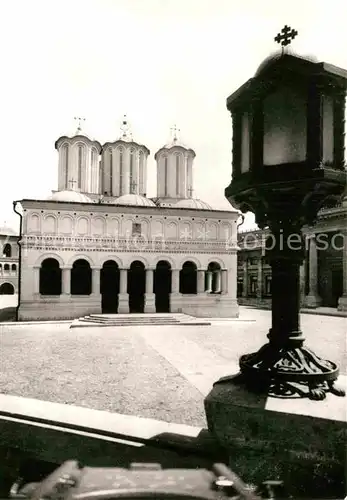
[0,223,18,236]
[175,198,213,210]
[49,190,93,203]
[115,194,156,207]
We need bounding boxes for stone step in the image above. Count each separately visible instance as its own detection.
[70,313,211,328]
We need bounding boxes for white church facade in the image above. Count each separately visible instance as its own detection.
[14,120,239,321]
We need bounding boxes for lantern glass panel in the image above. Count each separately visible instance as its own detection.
[263,86,307,165]
[322,94,334,163]
[240,112,250,173]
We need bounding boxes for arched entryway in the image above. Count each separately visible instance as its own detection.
[128,260,145,313]
[180,261,197,294]
[39,258,62,295]
[154,260,172,312]
[71,259,92,295]
[101,260,120,313]
[0,282,15,295]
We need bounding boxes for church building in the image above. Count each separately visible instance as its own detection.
[14,119,239,321]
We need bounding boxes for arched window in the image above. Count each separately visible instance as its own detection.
[71,259,92,295]
[91,148,96,166]
[63,144,69,189]
[4,264,10,271]
[119,148,123,195]
[11,264,16,271]
[3,243,11,257]
[39,258,62,295]
[0,264,2,272]
[139,151,146,194]
[180,261,197,294]
[109,148,113,196]
[129,149,135,192]
[164,157,168,196]
[78,145,84,189]
[207,262,221,293]
[175,154,180,195]
[0,283,14,295]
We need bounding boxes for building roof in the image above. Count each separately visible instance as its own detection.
[48,190,94,203]
[115,194,156,207]
[175,198,213,210]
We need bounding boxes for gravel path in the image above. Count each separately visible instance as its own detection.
[0,308,345,427]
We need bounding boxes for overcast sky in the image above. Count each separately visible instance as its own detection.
[1,0,346,230]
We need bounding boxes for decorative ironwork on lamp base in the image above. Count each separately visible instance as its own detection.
[226,338,345,400]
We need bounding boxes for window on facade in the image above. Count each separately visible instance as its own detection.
[71,259,92,295]
[78,145,83,189]
[132,223,141,236]
[249,276,257,295]
[176,155,180,195]
[139,151,144,193]
[119,148,123,195]
[164,157,168,196]
[3,244,11,258]
[39,258,62,295]
[64,144,69,189]
[91,149,96,168]
[237,279,243,297]
[4,264,10,271]
[109,149,113,196]
[11,264,16,271]
[207,262,221,293]
[265,276,272,295]
[180,261,197,294]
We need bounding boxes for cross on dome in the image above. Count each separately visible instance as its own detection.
[68,179,77,190]
[119,114,133,141]
[170,124,180,143]
[74,116,86,135]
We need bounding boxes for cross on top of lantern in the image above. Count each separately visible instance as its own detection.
[274,25,298,47]
[225,39,347,227]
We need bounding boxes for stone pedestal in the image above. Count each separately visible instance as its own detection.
[204,375,346,498]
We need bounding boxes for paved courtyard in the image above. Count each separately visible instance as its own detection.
[0,307,346,426]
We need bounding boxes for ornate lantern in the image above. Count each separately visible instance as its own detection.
[224,29,347,400]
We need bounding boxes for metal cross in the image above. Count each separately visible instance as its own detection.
[120,114,132,140]
[69,179,77,189]
[130,180,137,194]
[74,116,85,134]
[187,186,194,197]
[171,124,180,141]
[274,25,298,52]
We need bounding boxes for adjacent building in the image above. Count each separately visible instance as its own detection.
[0,224,19,295]
[237,197,347,311]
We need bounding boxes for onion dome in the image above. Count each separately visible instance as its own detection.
[175,198,213,210]
[155,125,195,160]
[115,194,156,207]
[48,190,93,203]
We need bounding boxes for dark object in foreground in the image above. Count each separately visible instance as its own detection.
[8,460,284,500]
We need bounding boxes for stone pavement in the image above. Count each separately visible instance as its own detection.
[0,307,346,426]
